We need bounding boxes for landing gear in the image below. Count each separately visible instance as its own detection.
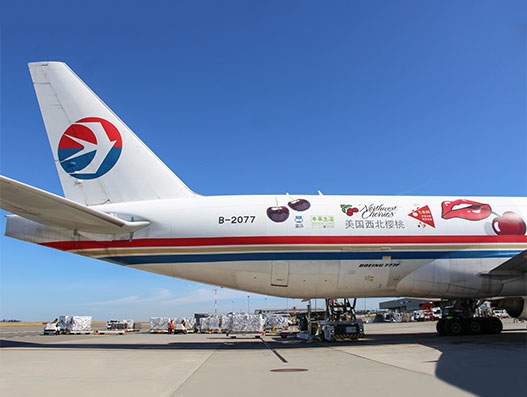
[486,317,503,334]
[467,318,482,335]
[436,299,503,336]
[442,318,464,336]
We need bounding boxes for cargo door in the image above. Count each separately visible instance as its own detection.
[271,261,289,287]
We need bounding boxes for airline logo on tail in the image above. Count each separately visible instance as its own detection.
[57,117,122,179]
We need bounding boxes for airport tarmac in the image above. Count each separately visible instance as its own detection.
[1,319,525,397]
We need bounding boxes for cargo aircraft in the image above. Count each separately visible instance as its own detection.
[1,62,526,336]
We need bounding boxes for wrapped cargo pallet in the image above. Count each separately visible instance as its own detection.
[220,315,232,332]
[227,313,265,337]
[265,314,290,332]
[150,317,170,333]
[199,315,221,333]
[174,317,196,332]
[107,319,135,331]
[59,315,92,333]
[125,320,136,331]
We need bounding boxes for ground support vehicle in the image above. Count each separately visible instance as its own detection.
[317,319,365,341]
[319,298,365,341]
[43,322,60,335]
[436,306,503,336]
[278,324,299,338]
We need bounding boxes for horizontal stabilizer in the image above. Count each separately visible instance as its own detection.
[0,175,149,234]
[480,250,527,279]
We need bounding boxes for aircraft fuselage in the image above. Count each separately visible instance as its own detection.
[7,194,526,300]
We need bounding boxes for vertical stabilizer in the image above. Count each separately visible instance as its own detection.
[29,62,196,205]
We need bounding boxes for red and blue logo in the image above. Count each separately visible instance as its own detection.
[57,117,122,180]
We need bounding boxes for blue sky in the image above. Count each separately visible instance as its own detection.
[1,1,526,321]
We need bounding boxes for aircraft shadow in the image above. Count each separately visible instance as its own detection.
[342,326,527,397]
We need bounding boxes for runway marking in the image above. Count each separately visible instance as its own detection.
[260,338,288,363]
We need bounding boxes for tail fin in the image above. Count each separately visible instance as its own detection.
[29,62,196,205]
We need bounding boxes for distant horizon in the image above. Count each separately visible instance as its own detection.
[1,298,388,323]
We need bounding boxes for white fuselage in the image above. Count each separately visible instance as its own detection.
[6,194,527,300]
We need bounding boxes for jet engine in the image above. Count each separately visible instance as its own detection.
[491,297,527,320]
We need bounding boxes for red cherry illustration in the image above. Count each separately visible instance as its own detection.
[492,211,526,235]
[288,199,311,211]
[267,206,290,223]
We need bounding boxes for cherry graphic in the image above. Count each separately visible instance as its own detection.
[267,206,290,223]
[346,207,359,216]
[341,205,359,216]
[492,211,526,235]
[288,198,310,212]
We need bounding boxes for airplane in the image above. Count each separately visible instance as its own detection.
[1,62,526,336]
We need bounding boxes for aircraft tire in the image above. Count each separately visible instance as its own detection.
[465,318,483,335]
[444,319,463,336]
[486,317,503,334]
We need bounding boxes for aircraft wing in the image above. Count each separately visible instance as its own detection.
[0,175,149,234]
[481,250,527,279]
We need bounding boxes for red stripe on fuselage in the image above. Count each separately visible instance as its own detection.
[41,235,527,251]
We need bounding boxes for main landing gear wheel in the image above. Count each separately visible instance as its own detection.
[436,317,503,336]
[437,300,504,336]
[467,318,482,335]
[444,319,463,336]
[486,317,503,334]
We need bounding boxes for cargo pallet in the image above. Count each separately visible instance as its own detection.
[226,331,264,338]
[200,328,221,334]
[150,329,169,333]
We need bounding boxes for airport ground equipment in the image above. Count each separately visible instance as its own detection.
[43,322,60,335]
[413,301,436,321]
[318,318,365,341]
[278,323,299,338]
[298,298,365,341]
[436,299,503,336]
[316,298,365,341]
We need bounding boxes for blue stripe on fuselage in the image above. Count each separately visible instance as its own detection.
[104,249,520,266]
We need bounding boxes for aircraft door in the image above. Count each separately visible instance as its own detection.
[271,261,289,287]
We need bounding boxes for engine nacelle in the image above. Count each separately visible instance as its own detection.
[491,297,527,320]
